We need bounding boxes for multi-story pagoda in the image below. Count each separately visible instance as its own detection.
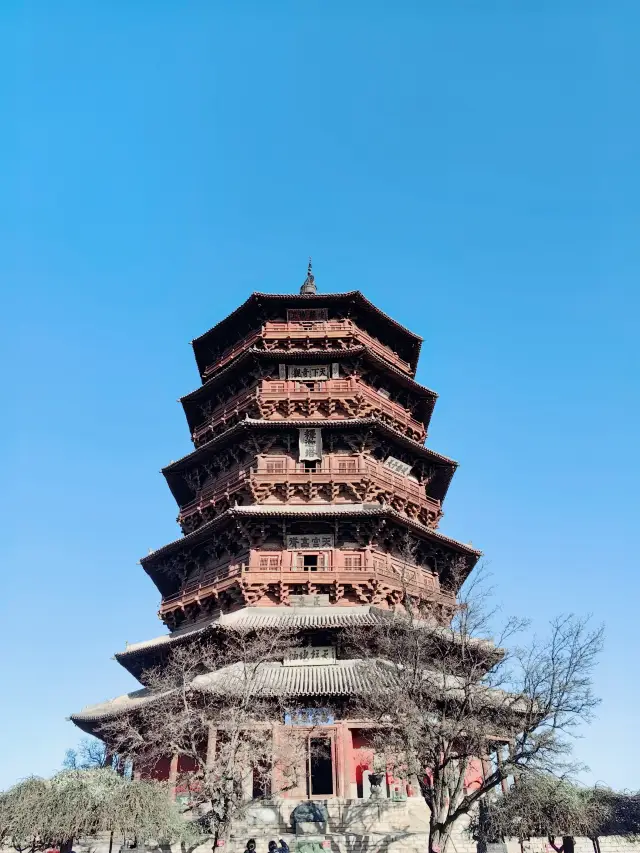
[72,265,482,846]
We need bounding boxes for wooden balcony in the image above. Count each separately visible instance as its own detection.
[177,453,442,534]
[192,378,426,447]
[203,320,413,378]
[159,549,456,622]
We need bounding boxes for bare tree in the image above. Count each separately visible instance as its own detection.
[343,569,604,853]
[100,626,306,846]
[63,737,110,771]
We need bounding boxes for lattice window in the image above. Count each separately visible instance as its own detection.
[265,459,286,474]
[336,458,357,474]
[343,553,363,570]
[259,555,281,571]
[269,382,286,393]
[331,380,350,392]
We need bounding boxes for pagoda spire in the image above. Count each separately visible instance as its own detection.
[300,257,317,295]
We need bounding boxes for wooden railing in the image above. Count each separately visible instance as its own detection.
[202,320,413,378]
[191,378,426,447]
[159,549,454,615]
[258,379,426,441]
[177,454,441,530]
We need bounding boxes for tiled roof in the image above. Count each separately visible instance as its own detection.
[72,656,513,729]
[114,606,500,687]
[141,504,481,565]
[162,417,456,476]
[191,292,422,346]
[72,659,449,723]
[116,606,387,660]
[192,659,395,697]
[180,346,436,404]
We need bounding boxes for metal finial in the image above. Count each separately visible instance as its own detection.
[300,256,317,295]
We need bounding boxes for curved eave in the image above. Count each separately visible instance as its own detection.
[115,605,392,680]
[180,346,437,417]
[162,417,457,506]
[140,504,481,596]
[191,292,423,379]
[115,605,501,682]
[72,657,513,735]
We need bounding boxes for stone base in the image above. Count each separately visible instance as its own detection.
[296,822,327,836]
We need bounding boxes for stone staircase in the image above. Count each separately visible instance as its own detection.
[226,798,434,853]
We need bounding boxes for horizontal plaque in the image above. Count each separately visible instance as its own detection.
[287,308,328,322]
[284,708,335,726]
[286,534,334,550]
[384,455,413,477]
[289,364,330,380]
[283,646,336,666]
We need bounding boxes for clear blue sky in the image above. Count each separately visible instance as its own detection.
[1,1,638,791]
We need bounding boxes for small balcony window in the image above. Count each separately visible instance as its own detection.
[259,555,281,570]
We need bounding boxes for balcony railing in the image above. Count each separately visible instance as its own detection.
[159,550,454,616]
[191,378,426,447]
[202,320,413,378]
[177,454,442,533]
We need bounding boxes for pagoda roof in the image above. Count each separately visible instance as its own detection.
[191,292,423,380]
[180,346,437,426]
[70,659,404,732]
[71,655,512,735]
[162,417,457,506]
[115,604,499,682]
[141,503,481,596]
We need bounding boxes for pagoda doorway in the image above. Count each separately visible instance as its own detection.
[308,734,335,797]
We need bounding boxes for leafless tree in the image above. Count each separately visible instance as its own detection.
[100,626,307,846]
[63,737,110,771]
[343,567,604,853]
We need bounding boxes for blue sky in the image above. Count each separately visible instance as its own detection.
[1,1,638,790]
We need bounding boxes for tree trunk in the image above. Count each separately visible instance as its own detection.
[429,824,452,853]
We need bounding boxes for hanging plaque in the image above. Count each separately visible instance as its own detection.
[331,362,340,378]
[299,427,323,461]
[283,647,336,666]
[278,364,287,380]
[384,456,413,477]
[286,534,334,550]
[287,308,328,322]
[288,364,330,380]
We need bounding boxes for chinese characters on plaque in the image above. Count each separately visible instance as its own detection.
[384,455,413,477]
[287,308,328,322]
[278,363,340,380]
[286,534,334,550]
[299,427,323,461]
[283,646,336,666]
[284,708,335,725]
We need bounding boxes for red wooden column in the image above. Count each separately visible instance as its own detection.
[333,725,345,797]
[341,723,355,799]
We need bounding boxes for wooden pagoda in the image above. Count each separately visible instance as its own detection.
[71,264,484,841]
